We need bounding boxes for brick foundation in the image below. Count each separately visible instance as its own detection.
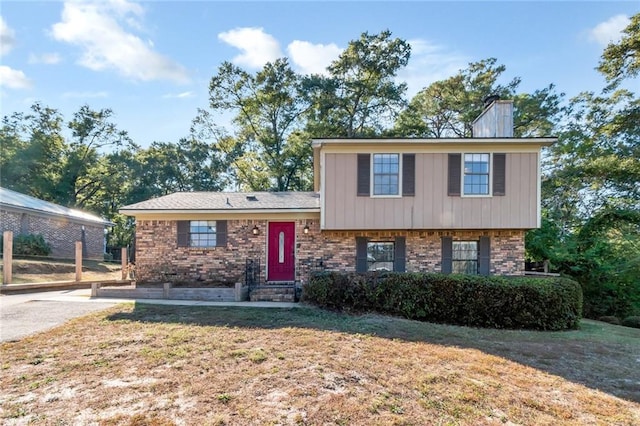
[1,209,105,259]
[134,219,526,285]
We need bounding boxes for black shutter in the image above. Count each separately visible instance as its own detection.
[493,153,506,196]
[402,154,415,196]
[478,236,491,276]
[356,237,368,272]
[177,221,190,247]
[394,236,406,272]
[441,236,453,274]
[448,154,461,196]
[216,220,227,247]
[357,154,370,196]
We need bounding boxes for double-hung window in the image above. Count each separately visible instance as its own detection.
[189,220,217,247]
[366,242,395,271]
[358,153,414,197]
[447,153,506,197]
[452,241,478,274]
[177,220,227,248]
[373,154,399,196]
[463,154,490,195]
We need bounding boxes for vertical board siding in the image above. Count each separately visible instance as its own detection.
[323,152,538,230]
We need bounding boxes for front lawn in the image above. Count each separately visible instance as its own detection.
[1,304,638,425]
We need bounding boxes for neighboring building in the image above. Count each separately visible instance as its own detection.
[0,187,112,259]
[120,99,555,288]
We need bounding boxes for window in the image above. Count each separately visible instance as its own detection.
[367,242,395,271]
[452,241,478,274]
[373,154,400,195]
[356,236,405,272]
[189,220,217,247]
[442,236,490,275]
[463,153,490,195]
[177,220,227,248]
[448,153,506,197]
[358,153,414,197]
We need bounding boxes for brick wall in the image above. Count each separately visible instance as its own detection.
[1,209,105,259]
[134,218,526,285]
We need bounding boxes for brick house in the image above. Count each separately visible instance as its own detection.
[120,100,555,292]
[0,187,111,260]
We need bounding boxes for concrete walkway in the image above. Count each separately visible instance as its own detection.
[0,289,300,342]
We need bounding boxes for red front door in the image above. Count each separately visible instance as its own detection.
[267,222,295,282]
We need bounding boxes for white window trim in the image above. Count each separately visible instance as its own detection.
[460,152,493,198]
[370,153,403,198]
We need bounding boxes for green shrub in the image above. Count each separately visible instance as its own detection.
[621,316,640,329]
[5,234,52,256]
[303,272,583,330]
[597,316,621,325]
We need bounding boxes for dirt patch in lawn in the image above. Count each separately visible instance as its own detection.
[1,304,638,425]
[5,259,122,283]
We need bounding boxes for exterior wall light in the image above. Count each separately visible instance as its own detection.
[252,225,260,235]
[303,224,310,234]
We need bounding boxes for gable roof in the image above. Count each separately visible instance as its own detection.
[0,187,112,226]
[120,191,321,214]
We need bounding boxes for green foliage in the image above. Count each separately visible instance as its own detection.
[201,58,312,191]
[597,316,621,325]
[392,58,563,138]
[621,316,640,329]
[598,13,640,90]
[2,234,52,256]
[304,30,411,138]
[303,272,582,331]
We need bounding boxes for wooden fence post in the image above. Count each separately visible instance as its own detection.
[3,231,12,285]
[121,247,128,280]
[75,241,83,281]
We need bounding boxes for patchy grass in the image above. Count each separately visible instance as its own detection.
[5,259,122,283]
[0,303,638,425]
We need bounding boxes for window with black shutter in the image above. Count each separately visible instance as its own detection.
[176,220,227,248]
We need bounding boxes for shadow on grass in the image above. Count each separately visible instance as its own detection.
[106,302,640,403]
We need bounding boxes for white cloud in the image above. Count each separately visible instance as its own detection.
[162,91,195,99]
[0,65,33,89]
[397,38,470,97]
[287,40,342,75]
[61,90,108,99]
[588,14,630,47]
[28,52,62,65]
[0,16,16,56]
[51,0,189,83]
[218,27,282,69]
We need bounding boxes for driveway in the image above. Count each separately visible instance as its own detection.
[0,289,119,342]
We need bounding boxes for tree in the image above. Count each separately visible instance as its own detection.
[393,58,563,138]
[598,13,640,90]
[0,103,66,199]
[59,105,133,209]
[303,30,411,137]
[528,18,640,318]
[199,58,312,191]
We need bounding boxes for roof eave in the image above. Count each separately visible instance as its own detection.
[119,208,322,216]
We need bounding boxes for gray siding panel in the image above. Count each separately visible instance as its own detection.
[323,152,539,230]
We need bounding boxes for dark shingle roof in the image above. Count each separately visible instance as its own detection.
[120,192,320,213]
[0,187,112,225]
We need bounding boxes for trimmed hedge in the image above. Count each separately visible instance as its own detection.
[302,272,583,330]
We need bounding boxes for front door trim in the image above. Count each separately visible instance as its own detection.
[266,221,296,282]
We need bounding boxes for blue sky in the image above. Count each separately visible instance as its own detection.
[1,1,638,148]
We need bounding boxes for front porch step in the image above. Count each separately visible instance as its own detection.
[250,285,297,302]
